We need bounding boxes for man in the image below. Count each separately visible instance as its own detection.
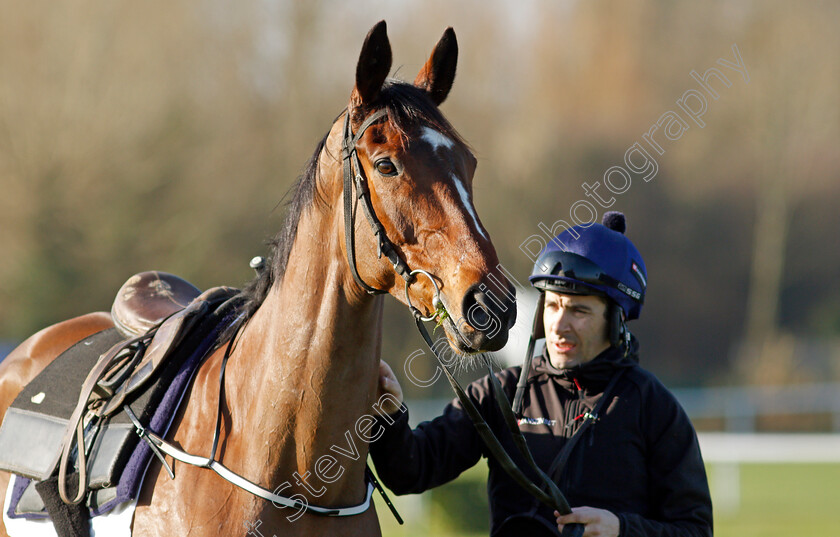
[372,212,713,537]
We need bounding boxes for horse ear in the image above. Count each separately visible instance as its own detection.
[414,27,458,106]
[353,20,392,107]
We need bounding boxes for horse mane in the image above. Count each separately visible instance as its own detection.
[228,80,465,332]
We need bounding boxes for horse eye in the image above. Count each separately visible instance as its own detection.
[375,159,398,176]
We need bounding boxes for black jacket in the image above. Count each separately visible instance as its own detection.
[369,342,713,537]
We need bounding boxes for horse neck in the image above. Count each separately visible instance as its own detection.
[227,198,384,506]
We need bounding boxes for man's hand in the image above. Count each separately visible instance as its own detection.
[555,507,620,537]
[377,360,404,415]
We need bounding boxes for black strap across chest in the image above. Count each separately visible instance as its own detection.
[511,368,626,536]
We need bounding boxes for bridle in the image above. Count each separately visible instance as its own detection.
[55,109,580,528]
[104,110,420,523]
[341,108,583,535]
[341,109,414,294]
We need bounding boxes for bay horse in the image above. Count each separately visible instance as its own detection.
[0,21,516,537]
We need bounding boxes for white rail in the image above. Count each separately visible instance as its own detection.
[698,433,840,463]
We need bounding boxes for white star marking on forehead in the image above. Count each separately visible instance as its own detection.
[421,127,455,152]
[451,173,488,241]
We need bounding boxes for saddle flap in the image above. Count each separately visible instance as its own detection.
[99,286,236,417]
[1,277,242,520]
[111,271,201,338]
[0,408,67,480]
[0,328,126,481]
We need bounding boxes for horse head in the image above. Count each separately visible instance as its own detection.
[321,21,515,354]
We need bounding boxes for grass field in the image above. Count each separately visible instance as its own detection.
[709,463,840,537]
[372,462,840,536]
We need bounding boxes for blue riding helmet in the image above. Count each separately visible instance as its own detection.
[529,212,646,320]
[512,212,646,414]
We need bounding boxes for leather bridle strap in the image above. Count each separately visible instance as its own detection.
[341,110,414,294]
[342,108,576,523]
[412,316,574,516]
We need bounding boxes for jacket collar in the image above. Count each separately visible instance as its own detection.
[529,336,639,391]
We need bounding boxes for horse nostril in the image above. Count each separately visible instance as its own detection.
[467,297,491,328]
[461,283,515,343]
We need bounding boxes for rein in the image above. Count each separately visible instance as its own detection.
[342,107,581,531]
[411,310,583,536]
[138,108,575,526]
[141,108,578,528]
[412,316,573,513]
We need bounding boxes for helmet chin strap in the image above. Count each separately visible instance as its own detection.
[512,293,545,417]
[619,318,632,358]
[608,301,633,357]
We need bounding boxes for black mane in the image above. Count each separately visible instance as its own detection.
[232,81,465,326]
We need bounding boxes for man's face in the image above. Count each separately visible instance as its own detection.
[543,291,611,369]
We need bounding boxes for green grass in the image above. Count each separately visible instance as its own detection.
[373,463,840,536]
[373,464,489,537]
[709,463,840,537]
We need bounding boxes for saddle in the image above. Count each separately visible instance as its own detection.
[0,272,241,531]
[111,271,201,338]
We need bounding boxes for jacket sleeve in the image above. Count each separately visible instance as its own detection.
[618,381,713,537]
[368,378,497,495]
